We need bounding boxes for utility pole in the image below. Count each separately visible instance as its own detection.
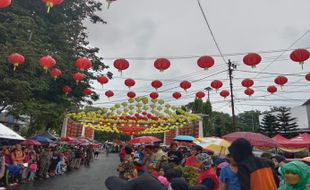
[228,59,237,130]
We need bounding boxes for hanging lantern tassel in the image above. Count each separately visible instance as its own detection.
[13,64,18,71]
[44,67,48,73]
[46,2,53,13]
[107,1,111,9]
[300,61,304,70]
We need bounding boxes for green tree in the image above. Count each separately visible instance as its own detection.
[0,0,112,136]
[237,110,261,132]
[259,113,278,137]
[185,98,212,137]
[210,111,232,137]
[274,107,298,138]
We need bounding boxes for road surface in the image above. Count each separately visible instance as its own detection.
[14,153,118,190]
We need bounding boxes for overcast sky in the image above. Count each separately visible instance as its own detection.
[86,0,310,114]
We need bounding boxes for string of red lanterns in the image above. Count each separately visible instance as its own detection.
[75,58,92,71]
[267,86,277,94]
[127,91,136,99]
[42,0,64,13]
[244,88,254,97]
[172,92,182,100]
[154,58,170,72]
[0,0,11,8]
[290,49,310,69]
[220,90,230,99]
[8,53,25,71]
[113,59,129,75]
[124,78,135,90]
[274,75,288,88]
[39,55,56,73]
[197,56,215,70]
[63,85,72,95]
[180,80,191,92]
[243,53,262,68]
[211,80,223,91]
[97,76,109,86]
[195,91,205,99]
[149,92,159,100]
[151,80,163,90]
[105,90,114,99]
[241,78,254,89]
[50,68,62,80]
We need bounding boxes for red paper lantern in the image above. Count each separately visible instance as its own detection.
[267,86,277,94]
[63,85,72,95]
[124,79,135,89]
[172,92,182,100]
[241,78,254,88]
[197,56,214,70]
[42,0,64,13]
[306,73,310,82]
[151,80,163,90]
[50,68,62,80]
[97,76,109,85]
[220,90,230,99]
[196,91,205,99]
[211,80,223,91]
[243,53,262,68]
[8,53,25,71]
[75,58,92,71]
[290,49,310,69]
[39,55,56,72]
[0,0,11,8]
[105,90,114,98]
[149,92,159,100]
[244,88,254,97]
[72,72,85,84]
[114,59,129,75]
[83,88,92,96]
[127,91,136,99]
[274,76,288,87]
[154,58,170,72]
[180,80,191,92]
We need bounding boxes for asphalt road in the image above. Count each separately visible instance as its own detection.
[14,153,118,190]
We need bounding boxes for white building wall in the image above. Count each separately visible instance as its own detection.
[290,106,309,129]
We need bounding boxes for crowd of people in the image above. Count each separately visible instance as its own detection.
[0,143,99,187]
[106,138,310,190]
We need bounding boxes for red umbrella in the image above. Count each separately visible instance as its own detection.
[128,136,161,144]
[21,139,41,145]
[60,137,76,142]
[222,132,279,147]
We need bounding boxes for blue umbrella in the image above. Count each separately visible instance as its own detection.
[31,135,53,144]
[174,135,195,142]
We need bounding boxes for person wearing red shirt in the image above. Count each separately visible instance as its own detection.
[185,145,203,168]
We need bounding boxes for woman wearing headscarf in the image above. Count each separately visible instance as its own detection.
[195,153,219,190]
[278,160,310,190]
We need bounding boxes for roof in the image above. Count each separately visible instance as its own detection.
[302,99,310,106]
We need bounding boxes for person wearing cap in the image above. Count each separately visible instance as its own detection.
[278,160,310,190]
[219,154,240,190]
[228,138,277,190]
[195,153,219,190]
[185,145,202,169]
[105,173,166,190]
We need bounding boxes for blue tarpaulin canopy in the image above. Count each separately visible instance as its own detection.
[173,135,195,142]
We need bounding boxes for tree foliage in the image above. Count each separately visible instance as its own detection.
[259,113,278,137]
[0,0,112,135]
[274,107,298,138]
[237,110,261,132]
